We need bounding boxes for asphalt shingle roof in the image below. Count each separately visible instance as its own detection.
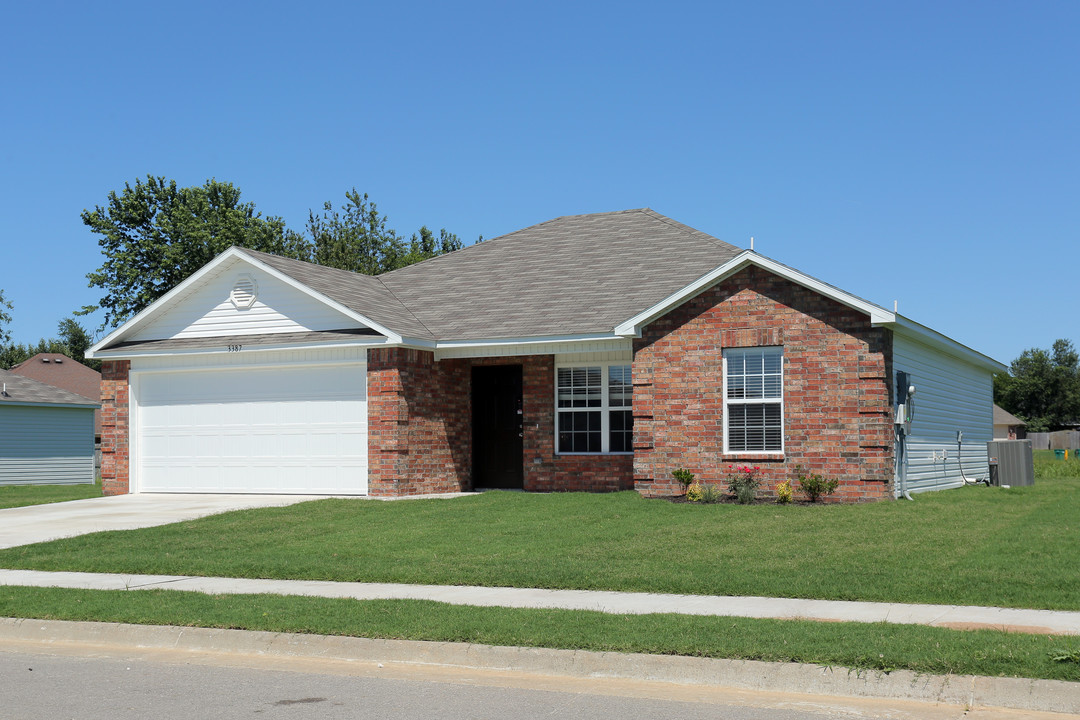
[378,208,742,340]
[0,369,99,407]
[102,209,743,350]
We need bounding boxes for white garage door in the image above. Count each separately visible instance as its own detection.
[134,362,367,494]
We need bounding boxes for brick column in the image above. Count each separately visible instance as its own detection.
[99,360,130,495]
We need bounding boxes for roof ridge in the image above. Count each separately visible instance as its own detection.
[379,208,655,279]
[639,209,740,252]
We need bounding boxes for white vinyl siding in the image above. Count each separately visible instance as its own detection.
[555,363,633,454]
[0,405,96,485]
[724,347,784,453]
[131,259,365,341]
[131,351,368,494]
[893,332,995,496]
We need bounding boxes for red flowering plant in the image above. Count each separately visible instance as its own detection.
[726,464,761,504]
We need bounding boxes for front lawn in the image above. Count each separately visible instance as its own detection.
[0,481,102,510]
[1,478,1077,610]
[2,586,1078,682]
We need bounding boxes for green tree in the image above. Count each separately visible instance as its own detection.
[0,289,12,345]
[994,339,1080,432]
[57,317,100,371]
[306,189,462,274]
[80,176,309,329]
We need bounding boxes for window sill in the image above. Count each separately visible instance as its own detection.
[555,452,634,457]
[721,453,785,462]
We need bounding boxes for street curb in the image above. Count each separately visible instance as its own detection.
[1,618,1077,714]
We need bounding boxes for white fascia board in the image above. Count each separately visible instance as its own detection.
[92,336,395,361]
[614,251,895,337]
[434,332,623,350]
[879,315,1008,374]
[87,247,401,359]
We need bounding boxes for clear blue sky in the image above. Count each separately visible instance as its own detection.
[2,1,1076,367]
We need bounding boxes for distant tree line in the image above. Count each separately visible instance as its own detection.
[994,338,1080,432]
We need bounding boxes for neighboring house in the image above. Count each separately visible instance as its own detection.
[10,353,102,443]
[993,404,1026,440]
[0,369,99,485]
[87,209,1006,500]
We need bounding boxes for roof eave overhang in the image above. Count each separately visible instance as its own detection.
[614,251,893,337]
[0,400,99,410]
[434,332,624,350]
[87,247,407,359]
[878,315,1008,374]
[92,335,413,361]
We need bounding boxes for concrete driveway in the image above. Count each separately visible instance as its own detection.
[0,494,326,549]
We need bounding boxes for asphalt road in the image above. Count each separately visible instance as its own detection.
[0,642,1055,720]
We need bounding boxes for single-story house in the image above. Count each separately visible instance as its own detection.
[87,209,1006,500]
[10,353,102,443]
[993,404,1026,440]
[0,368,99,485]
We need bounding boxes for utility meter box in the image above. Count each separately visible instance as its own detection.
[986,440,1035,487]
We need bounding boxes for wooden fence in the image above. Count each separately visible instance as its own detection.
[1026,431,1080,450]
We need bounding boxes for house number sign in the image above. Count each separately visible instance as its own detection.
[226,344,243,352]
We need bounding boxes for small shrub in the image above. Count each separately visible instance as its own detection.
[685,483,703,502]
[775,479,793,504]
[698,483,723,504]
[672,468,695,494]
[727,465,761,504]
[795,465,839,503]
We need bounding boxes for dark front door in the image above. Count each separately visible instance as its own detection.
[472,365,524,489]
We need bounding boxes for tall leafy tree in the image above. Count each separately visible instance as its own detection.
[80,176,309,328]
[57,317,100,371]
[307,189,463,274]
[994,338,1080,432]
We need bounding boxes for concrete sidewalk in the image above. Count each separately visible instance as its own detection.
[2,568,1078,636]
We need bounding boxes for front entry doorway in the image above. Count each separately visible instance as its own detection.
[472,365,524,489]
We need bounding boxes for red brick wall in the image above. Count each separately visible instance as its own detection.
[99,360,130,496]
[366,350,633,495]
[632,266,894,502]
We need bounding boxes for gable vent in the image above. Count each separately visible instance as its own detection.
[230,274,258,309]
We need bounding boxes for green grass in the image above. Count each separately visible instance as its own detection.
[1,479,1078,610]
[1034,449,1080,479]
[0,480,102,509]
[1,586,1077,682]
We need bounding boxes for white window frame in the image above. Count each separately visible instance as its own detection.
[723,346,784,454]
[554,362,633,455]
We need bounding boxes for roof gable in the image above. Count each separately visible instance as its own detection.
[90,247,428,356]
[126,255,367,342]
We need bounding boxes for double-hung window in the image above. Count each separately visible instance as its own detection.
[724,347,783,453]
[556,364,633,453]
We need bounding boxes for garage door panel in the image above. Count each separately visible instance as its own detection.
[135,362,367,494]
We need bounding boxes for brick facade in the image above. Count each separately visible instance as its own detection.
[99,360,130,496]
[366,349,633,495]
[632,266,894,501]
[101,266,894,502]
